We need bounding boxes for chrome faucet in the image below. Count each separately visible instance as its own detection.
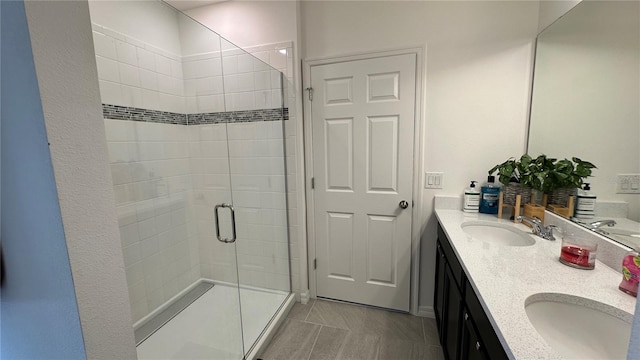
[516,216,557,241]
[589,220,616,229]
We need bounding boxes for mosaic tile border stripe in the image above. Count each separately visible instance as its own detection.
[102,104,288,125]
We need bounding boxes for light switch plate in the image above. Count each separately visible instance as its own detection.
[616,174,640,194]
[425,172,444,189]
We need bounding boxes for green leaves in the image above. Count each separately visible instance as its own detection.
[489,154,596,193]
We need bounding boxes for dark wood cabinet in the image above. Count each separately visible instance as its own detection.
[460,309,488,360]
[444,265,462,360]
[434,243,446,331]
[434,223,508,360]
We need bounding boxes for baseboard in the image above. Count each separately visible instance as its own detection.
[299,289,310,304]
[417,305,436,318]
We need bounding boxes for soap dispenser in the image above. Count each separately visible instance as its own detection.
[479,176,501,214]
[619,247,640,297]
[575,183,597,219]
[463,181,480,213]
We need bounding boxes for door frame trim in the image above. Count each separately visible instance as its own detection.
[302,47,425,315]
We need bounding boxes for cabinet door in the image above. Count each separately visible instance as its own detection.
[434,242,446,332]
[444,265,462,360]
[460,309,488,360]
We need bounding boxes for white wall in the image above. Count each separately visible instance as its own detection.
[301,1,540,311]
[537,0,582,32]
[184,1,297,50]
[24,1,137,358]
[88,0,183,55]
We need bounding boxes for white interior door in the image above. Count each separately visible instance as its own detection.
[310,54,416,312]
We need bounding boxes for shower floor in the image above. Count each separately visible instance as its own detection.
[137,283,288,360]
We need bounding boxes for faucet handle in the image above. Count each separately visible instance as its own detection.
[547,224,560,240]
[516,215,541,225]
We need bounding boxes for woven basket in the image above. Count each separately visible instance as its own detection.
[503,183,531,205]
[549,187,577,206]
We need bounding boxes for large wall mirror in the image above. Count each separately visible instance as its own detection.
[528,1,640,248]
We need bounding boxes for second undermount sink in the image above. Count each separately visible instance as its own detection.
[461,221,535,246]
[525,293,633,359]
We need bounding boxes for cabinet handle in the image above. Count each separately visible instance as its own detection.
[476,341,481,351]
[464,312,469,321]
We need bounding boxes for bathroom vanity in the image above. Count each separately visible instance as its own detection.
[434,223,508,360]
[434,209,636,359]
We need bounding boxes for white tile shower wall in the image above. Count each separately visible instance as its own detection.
[93,23,186,114]
[186,124,236,284]
[104,119,200,322]
[182,54,225,114]
[182,45,285,114]
[243,42,300,296]
[228,121,290,292]
[188,122,290,292]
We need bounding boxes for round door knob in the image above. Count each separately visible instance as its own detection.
[399,200,409,209]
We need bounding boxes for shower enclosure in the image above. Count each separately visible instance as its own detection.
[89,1,292,358]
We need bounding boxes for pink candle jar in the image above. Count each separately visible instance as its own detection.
[559,233,597,270]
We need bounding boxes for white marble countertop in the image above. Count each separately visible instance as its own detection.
[435,209,637,360]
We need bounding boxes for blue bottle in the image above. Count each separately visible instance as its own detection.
[479,175,501,214]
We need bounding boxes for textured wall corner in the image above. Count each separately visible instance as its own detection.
[24,1,137,358]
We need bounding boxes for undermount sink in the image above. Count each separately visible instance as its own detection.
[461,221,535,246]
[525,293,632,359]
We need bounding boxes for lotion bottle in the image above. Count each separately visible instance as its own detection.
[463,181,480,213]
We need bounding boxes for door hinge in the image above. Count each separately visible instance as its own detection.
[305,87,314,101]
[314,258,317,270]
[311,177,315,189]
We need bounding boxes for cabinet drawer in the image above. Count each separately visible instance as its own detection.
[438,224,465,291]
[465,284,509,360]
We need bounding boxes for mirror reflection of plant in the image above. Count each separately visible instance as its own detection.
[546,157,597,191]
[527,154,556,192]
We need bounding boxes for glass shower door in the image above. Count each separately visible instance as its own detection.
[96,0,291,357]
[178,10,246,359]
[220,39,291,356]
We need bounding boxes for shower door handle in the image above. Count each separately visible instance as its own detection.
[214,203,237,243]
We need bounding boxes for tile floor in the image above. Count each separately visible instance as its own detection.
[258,299,445,360]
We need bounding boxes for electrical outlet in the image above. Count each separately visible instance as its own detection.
[425,172,444,189]
[616,174,640,194]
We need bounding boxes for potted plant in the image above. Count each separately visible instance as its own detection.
[524,154,556,202]
[489,154,552,205]
[546,157,597,206]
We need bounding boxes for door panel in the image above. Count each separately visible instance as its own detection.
[367,115,398,193]
[311,53,416,311]
[366,215,396,285]
[327,212,355,280]
[325,118,354,191]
